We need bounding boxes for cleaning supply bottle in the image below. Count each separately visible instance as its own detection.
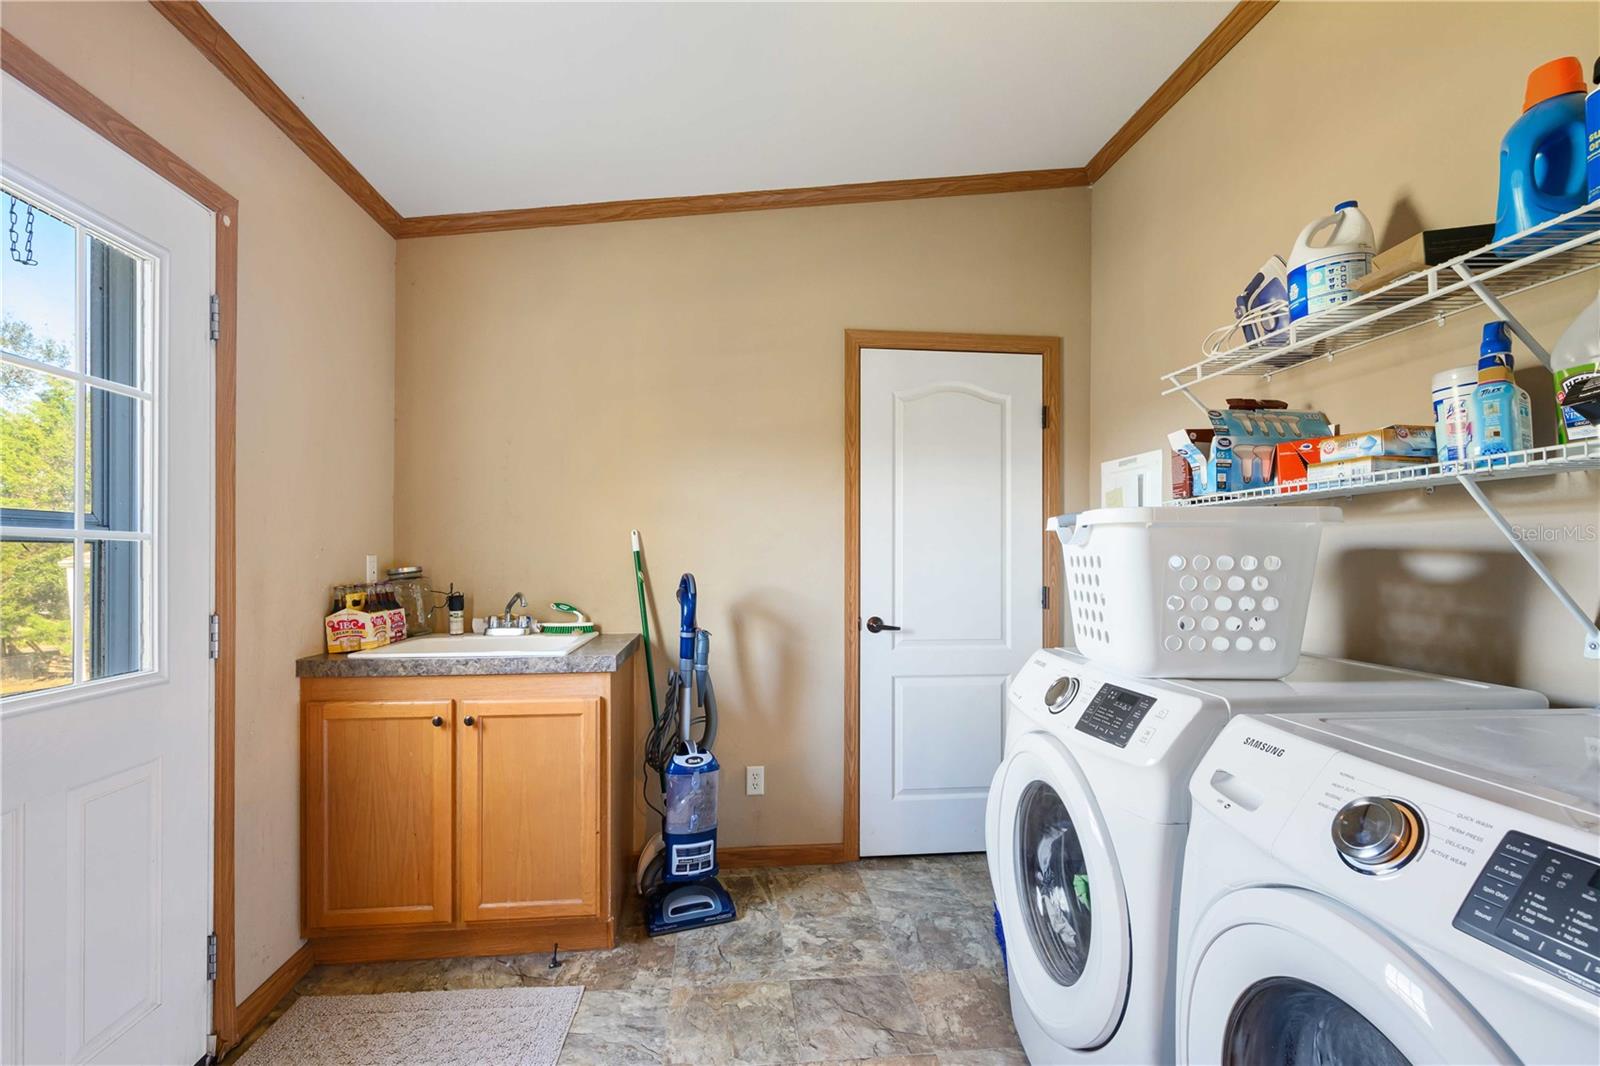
[1553,293,1600,442]
[1469,322,1533,459]
[1286,201,1375,321]
[1494,56,1588,241]
[1588,57,1600,204]
[1431,364,1478,463]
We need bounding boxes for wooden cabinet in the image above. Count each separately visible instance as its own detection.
[458,698,599,923]
[299,669,633,962]
[304,699,455,929]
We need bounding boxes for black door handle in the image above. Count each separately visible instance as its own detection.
[865,616,901,633]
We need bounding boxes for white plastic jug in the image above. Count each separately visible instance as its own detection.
[1286,200,1375,321]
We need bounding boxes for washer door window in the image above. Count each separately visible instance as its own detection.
[1224,977,1408,1065]
[1016,780,1093,985]
[1181,888,1514,1065]
[992,731,1130,1050]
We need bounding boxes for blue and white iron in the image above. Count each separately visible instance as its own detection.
[643,574,736,936]
[1236,255,1290,347]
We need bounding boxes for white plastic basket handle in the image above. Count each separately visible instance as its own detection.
[1047,513,1091,548]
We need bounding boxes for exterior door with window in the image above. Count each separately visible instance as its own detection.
[858,346,1044,855]
[1,77,215,1064]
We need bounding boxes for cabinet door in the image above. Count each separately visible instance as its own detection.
[304,700,454,930]
[458,698,600,922]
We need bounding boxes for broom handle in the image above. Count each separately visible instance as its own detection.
[631,530,661,727]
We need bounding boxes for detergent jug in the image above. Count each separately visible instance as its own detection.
[1494,56,1588,242]
[1286,200,1375,321]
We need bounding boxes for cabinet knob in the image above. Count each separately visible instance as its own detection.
[463,715,477,727]
[431,715,444,728]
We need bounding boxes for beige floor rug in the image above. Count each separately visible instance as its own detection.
[238,987,584,1066]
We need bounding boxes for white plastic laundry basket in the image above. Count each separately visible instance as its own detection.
[1051,506,1341,679]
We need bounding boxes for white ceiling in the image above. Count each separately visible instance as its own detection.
[203,2,1233,218]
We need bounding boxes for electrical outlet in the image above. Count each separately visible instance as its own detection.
[365,554,379,584]
[746,765,765,796]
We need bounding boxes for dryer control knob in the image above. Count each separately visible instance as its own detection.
[1332,797,1423,874]
[1043,676,1080,714]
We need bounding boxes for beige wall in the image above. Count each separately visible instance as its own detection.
[1090,1,1600,704]
[395,190,1091,848]
[0,3,398,1000]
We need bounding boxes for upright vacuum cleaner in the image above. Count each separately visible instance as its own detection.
[638,567,737,936]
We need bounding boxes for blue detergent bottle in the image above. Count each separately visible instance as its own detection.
[1494,56,1588,241]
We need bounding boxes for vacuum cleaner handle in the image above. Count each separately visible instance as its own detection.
[677,573,697,662]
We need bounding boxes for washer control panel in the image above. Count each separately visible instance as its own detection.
[1073,682,1156,749]
[1452,831,1600,995]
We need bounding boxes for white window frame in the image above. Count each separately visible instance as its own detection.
[1,176,162,713]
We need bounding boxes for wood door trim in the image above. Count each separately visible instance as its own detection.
[843,329,1063,861]
[144,1,1274,235]
[1085,1,1277,181]
[0,29,244,1051]
[147,1,404,236]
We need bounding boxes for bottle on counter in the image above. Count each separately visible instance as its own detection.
[325,589,371,654]
[364,584,389,647]
[448,585,465,635]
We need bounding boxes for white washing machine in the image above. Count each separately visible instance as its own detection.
[985,648,1546,1065]
[1176,708,1600,1064]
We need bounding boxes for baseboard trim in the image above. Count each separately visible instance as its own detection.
[720,843,854,868]
[233,942,313,1044]
[308,916,614,965]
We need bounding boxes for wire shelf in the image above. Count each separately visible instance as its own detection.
[1170,440,1600,507]
[1161,201,1600,396]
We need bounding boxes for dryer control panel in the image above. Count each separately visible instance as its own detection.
[1453,831,1600,996]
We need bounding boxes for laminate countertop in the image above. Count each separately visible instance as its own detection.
[296,633,640,678]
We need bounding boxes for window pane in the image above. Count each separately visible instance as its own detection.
[1,192,76,370]
[88,236,141,389]
[1,538,74,696]
[0,364,76,517]
[82,540,143,681]
[84,386,144,531]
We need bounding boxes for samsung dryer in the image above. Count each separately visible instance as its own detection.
[1176,708,1600,1065]
[986,648,1546,1065]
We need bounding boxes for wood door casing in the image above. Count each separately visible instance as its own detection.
[458,698,600,923]
[304,700,454,930]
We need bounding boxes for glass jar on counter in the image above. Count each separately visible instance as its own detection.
[387,566,440,637]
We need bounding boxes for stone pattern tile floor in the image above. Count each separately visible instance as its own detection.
[225,854,1022,1066]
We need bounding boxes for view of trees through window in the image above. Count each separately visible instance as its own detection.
[2,188,148,697]
[2,317,76,693]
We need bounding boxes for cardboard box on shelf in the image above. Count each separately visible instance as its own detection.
[1206,403,1333,489]
[1318,425,1436,463]
[1306,455,1434,486]
[1274,437,1330,489]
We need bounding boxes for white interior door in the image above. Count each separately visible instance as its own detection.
[859,347,1043,856]
[2,76,215,1064]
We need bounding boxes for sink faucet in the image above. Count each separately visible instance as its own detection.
[504,591,526,620]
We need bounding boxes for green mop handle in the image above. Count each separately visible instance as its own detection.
[630,528,662,787]
[631,530,661,728]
